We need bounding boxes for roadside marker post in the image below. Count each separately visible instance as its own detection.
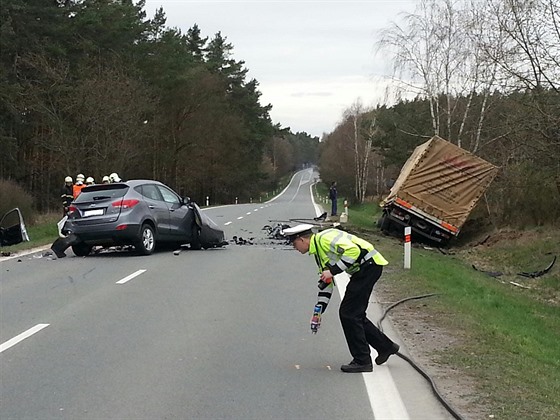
[404,227,411,269]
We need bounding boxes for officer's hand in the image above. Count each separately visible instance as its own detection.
[320,269,333,283]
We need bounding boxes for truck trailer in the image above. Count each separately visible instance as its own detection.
[378,135,498,245]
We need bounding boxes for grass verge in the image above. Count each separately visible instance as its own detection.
[344,202,560,419]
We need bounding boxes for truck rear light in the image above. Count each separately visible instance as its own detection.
[112,199,139,209]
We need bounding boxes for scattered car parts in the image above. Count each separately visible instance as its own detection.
[517,256,556,278]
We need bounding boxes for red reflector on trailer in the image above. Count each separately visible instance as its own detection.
[441,221,458,233]
[395,198,413,209]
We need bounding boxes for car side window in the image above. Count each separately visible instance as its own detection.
[138,184,163,201]
[157,186,180,205]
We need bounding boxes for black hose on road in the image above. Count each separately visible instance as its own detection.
[377,293,466,420]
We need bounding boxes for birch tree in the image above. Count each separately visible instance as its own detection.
[377,0,500,151]
[343,100,379,203]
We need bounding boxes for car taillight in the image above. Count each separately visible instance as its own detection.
[112,199,140,209]
[68,205,78,214]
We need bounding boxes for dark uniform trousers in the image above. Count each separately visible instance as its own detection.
[339,261,395,365]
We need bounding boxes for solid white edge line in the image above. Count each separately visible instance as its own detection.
[116,269,146,285]
[335,272,410,420]
[0,324,50,353]
[363,366,410,419]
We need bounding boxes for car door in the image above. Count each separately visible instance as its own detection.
[137,184,171,236]
[156,185,192,239]
[0,208,29,247]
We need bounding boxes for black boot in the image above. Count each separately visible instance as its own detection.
[375,343,400,365]
[340,360,373,373]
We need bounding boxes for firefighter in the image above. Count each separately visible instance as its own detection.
[85,176,95,186]
[60,176,74,216]
[102,175,110,184]
[284,224,400,373]
[109,172,121,183]
[73,173,86,199]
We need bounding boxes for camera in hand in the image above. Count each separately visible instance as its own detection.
[318,279,329,290]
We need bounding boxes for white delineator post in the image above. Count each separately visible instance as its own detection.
[404,227,411,269]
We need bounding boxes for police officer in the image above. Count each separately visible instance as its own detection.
[284,224,400,373]
[60,176,74,216]
[329,181,338,216]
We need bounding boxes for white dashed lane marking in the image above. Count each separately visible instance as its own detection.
[0,324,50,353]
[116,269,146,285]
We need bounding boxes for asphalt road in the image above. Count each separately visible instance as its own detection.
[0,169,451,419]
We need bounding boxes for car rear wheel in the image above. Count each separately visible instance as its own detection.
[72,242,92,257]
[136,224,156,255]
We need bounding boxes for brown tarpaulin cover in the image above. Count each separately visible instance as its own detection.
[381,136,498,230]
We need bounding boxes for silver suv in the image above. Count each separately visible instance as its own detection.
[64,180,225,256]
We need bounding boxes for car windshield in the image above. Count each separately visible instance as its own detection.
[74,184,128,203]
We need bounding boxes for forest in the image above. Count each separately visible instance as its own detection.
[0,0,319,212]
[1,0,559,229]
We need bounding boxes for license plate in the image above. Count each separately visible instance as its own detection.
[83,209,104,217]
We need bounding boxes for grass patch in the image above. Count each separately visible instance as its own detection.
[345,201,382,230]
[377,239,560,419]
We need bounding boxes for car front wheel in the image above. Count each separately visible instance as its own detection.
[136,224,156,255]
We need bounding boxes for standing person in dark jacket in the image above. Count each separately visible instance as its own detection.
[284,224,400,373]
[329,181,338,216]
[60,176,74,216]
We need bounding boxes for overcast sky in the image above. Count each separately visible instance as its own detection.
[144,0,418,138]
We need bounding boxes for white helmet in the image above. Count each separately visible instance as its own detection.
[86,176,94,185]
[109,172,121,182]
[76,173,85,181]
[102,175,110,183]
[64,176,73,183]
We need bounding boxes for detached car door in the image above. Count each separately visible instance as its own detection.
[156,185,194,239]
[0,208,29,247]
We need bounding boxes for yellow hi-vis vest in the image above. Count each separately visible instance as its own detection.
[309,228,388,275]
